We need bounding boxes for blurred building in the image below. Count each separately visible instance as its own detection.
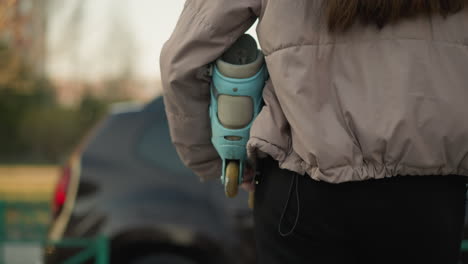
[0,0,48,78]
[52,78,162,106]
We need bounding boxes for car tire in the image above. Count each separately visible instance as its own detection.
[130,253,198,264]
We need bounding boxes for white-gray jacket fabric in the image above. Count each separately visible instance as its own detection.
[160,0,468,183]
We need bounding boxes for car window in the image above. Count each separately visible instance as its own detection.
[137,117,194,176]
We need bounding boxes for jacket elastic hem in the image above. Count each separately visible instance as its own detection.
[248,137,468,184]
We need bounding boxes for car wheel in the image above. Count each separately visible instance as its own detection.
[130,253,198,264]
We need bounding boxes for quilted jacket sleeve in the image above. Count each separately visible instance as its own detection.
[160,0,261,181]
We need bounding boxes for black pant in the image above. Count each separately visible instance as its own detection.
[254,157,466,264]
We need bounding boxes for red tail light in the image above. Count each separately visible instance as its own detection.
[53,166,71,216]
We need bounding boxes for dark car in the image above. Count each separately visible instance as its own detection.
[45,97,256,264]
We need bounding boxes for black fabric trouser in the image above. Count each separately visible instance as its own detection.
[253,157,467,264]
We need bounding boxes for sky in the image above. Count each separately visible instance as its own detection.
[46,0,257,81]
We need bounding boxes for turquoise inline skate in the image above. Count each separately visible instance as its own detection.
[209,34,268,200]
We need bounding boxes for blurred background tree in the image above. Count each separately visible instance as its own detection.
[0,0,110,164]
[0,0,169,164]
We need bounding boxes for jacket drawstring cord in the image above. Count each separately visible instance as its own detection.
[278,172,300,237]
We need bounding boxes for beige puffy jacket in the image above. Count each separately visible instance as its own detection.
[160,0,468,183]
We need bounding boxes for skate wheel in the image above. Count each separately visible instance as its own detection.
[248,191,255,209]
[225,161,239,198]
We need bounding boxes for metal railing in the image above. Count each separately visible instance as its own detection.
[0,201,109,264]
[47,236,109,264]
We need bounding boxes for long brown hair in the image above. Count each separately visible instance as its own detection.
[326,0,468,31]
